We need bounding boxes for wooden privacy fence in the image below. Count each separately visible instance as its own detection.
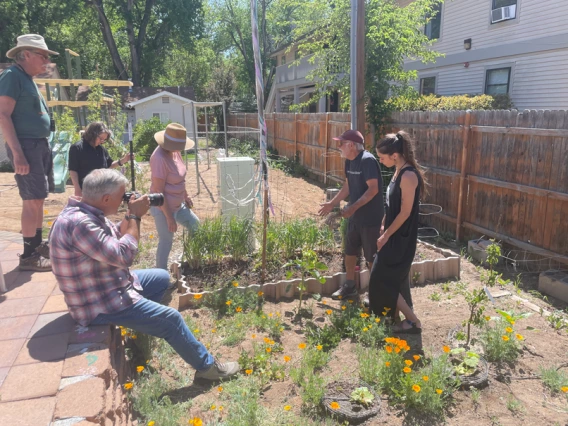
[229,110,568,264]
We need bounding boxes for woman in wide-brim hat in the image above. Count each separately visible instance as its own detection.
[149,123,199,270]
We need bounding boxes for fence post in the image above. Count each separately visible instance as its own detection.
[294,113,298,161]
[456,110,472,241]
[324,113,329,185]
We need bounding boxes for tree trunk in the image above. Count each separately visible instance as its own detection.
[124,0,141,86]
[89,0,129,80]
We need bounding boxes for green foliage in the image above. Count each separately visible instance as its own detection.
[350,386,374,407]
[226,216,254,262]
[389,94,503,112]
[479,318,522,363]
[133,117,170,161]
[284,249,328,313]
[538,365,568,395]
[238,340,286,383]
[461,288,487,347]
[290,346,330,408]
[286,0,443,130]
[304,321,342,352]
[449,348,480,376]
[204,282,263,317]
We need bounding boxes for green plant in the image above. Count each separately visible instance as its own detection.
[479,318,522,363]
[461,288,487,347]
[470,387,481,406]
[238,340,285,383]
[429,291,441,302]
[133,117,170,160]
[538,365,568,395]
[506,395,524,415]
[412,271,421,285]
[350,387,374,407]
[389,93,499,112]
[290,345,330,408]
[205,282,262,317]
[284,249,327,314]
[225,216,254,261]
[481,242,506,287]
[449,348,480,376]
[305,321,341,352]
[546,311,568,331]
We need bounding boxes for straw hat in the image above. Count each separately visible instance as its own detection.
[154,123,195,151]
[6,34,59,59]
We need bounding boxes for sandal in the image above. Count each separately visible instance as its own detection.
[393,319,422,334]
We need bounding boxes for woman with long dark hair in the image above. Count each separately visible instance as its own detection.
[369,131,426,333]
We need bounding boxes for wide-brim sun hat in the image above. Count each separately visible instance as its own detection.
[6,34,59,59]
[154,123,195,151]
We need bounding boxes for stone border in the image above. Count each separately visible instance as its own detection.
[172,240,460,310]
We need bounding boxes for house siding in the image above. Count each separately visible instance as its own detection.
[133,96,196,135]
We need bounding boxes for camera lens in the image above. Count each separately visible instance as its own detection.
[148,193,164,207]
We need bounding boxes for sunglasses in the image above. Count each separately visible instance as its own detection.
[30,51,50,61]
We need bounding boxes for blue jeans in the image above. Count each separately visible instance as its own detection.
[151,204,200,269]
[91,268,214,371]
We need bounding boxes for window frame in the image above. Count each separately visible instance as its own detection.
[489,0,519,26]
[420,76,437,96]
[281,55,286,66]
[161,96,170,104]
[424,2,442,41]
[152,112,170,123]
[484,67,512,96]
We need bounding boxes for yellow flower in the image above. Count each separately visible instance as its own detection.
[266,347,272,353]
[360,313,369,318]
[403,367,412,373]
[121,328,128,336]
[436,389,443,395]
[322,300,327,305]
[412,384,421,393]
[44,209,48,215]
[326,309,332,315]
[509,320,515,325]
[516,334,524,340]
[236,307,242,312]
[149,234,154,239]
[148,422,155,426]
[484,316,491,321]
[284,355,291,362]
[330,401,340,410]
[124,382,133,390]
[348,300,353,304]
[413,355,421,361]
[363,327,369,332]
[188,418,202,426]
[443,345,450,353]
[47,221,53,227]
[341,306,347,311]
[394,346,401,354]
[210,404,216,410]
[502,335,510,341]
[146,360,150,364]
[194,329,199,334]
[316,345,323,351]
[375,318,380,323]
[384,307,391,311]
[422,376,429,381]
[193,294,203,300]
[337,295,343,300]
[385,346,393,353]
[131,334,137,339]
[284,405,291,411]
[561,386,568,393]
[385,361,391,367]
[298,343,306,349]
[405,360,413,366]
[137,366,145,373]
[258,291,264,297]
[381,311,387,316]
[268,313,273,317]
[245,369,253,375]
[232,281,239,287]
[211,329,217,333]
[226,300,232,306]
[264,337,271,344]
[251,334,256,339]
[505,327,513,333]
[218,406,223,411]
[218,386,223,392]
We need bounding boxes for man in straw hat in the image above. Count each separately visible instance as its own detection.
[50,168,240,382]
[0,35,59,271]
[319,129,384,300]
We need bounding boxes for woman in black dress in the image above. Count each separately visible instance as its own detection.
[368,131,426,333]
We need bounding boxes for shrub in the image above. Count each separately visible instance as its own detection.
[479,317,523,362]
[539,365,568,395]
[389,94,513,112]
[133,117,170,160]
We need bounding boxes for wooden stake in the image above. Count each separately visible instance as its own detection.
[456,110,472,241]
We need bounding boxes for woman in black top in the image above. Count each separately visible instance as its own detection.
[68,122,131,197]
[369,131,426,333]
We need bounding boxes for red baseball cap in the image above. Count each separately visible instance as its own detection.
[333,129,364,144]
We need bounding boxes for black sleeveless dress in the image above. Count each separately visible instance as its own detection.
[368,166,422,318]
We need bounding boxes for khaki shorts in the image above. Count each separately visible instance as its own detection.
[344,220,381,263]
[6,138,53,200]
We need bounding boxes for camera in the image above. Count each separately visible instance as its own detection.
[123,192,164,207]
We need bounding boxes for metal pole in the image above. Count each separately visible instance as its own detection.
[182,104,188,169]
[222,100,228,156]
[191,103,200,194]
[350,0,357,130]
[205,106,210,168]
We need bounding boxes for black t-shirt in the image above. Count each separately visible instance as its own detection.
[344,150,384,227]
[68,139,114,188]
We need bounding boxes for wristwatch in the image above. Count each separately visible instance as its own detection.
[117,159,123,166]
[125,214,141,222]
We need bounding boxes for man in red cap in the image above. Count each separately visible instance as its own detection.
[319,129,384,299]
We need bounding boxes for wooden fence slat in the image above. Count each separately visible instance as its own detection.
[471,125,568,137]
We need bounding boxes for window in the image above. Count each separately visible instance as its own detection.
[162,96,170,104]
[424,3,441,40]
[281,55,286,66]
[485,68,511,95]
[152,112,170,123]
[420,77,436,95]
[493,0,516,8]
[295,50,300,60]
[491,0,517,23]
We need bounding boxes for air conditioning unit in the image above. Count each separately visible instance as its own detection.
[217,157,256,221]
[491,5,516,23]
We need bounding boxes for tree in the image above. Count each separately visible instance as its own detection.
[85,0,204,86]
[285,0,443,131]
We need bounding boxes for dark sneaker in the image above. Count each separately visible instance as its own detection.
[18,253,52,272]
[194,358,240,382]
[331,282,357,300]
[35,241,50,259]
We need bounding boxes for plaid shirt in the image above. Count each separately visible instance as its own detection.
[50,197,143,326]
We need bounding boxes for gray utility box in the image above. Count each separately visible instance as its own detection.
[538,270,568,303]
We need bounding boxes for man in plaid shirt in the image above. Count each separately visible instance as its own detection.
[50,168,239,382]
